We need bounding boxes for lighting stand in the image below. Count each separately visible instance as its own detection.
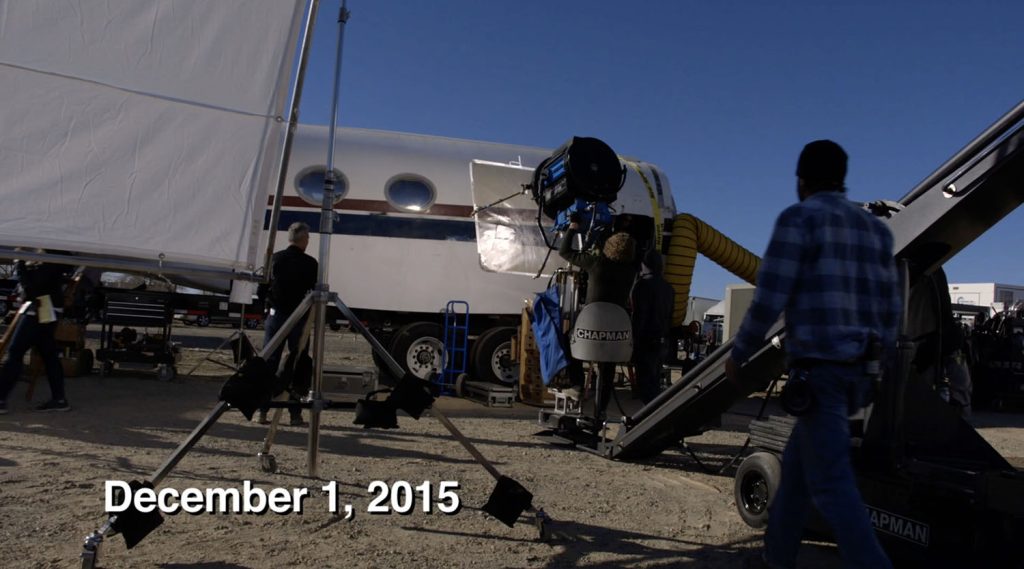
[181,329,258,378]
[81,3,553,566]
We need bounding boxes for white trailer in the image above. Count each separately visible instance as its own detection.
[275,125,677,384]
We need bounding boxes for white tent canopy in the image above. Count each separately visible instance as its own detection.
[0,0,306,276]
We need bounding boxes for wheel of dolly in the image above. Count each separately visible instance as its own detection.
[470,326,518,386]
[734,451,781,529]
[389,322,444,380]
[258,453,277,473]
[157,364,176,382]
[78,349,95,375]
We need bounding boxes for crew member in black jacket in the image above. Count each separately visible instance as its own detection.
[631,249,675,404]
[259,222,318,426]
[0,253,72,414]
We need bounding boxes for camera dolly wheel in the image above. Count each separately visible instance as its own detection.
[258,452,277,473]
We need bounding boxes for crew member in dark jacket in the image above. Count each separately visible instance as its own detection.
[631,249,675,403]
[0,254,72,413]
[259,222,318,426]
[559,221,638,421]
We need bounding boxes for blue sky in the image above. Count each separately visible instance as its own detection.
[298,0,1024,300]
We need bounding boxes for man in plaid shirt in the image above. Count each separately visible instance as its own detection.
[727,140,898,569]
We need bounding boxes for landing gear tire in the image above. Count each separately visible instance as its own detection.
[389,322,444,380]
[470,326,518,386]
[734,451,781,529]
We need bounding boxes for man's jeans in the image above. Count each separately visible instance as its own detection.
[765,362,892,569]
[262,310,308,419]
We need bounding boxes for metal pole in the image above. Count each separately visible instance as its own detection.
[264,0,323,273]
[308,0,350,478]
[150,402,231,487]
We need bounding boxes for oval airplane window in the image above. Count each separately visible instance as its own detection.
[385,175,435,212]
[295,166,347,206]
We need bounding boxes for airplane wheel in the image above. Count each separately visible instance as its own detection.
[470,326,518,386]
[390,322,443,380]
[734,451,781,529]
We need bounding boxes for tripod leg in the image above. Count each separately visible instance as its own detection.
[82,401,231,567]
[182,331,239,377]
[260,294,314,361]
[258,403,285,473]
[257,374,310,473]
[307,288,329,478]
[328,295,555,535]
[151,401,230,486]
[330,294,404,378]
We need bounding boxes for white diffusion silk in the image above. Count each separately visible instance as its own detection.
[0,0,306,271]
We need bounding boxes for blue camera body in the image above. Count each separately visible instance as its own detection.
[553,199,613,232]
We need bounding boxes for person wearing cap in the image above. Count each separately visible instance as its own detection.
[725,140,899,568]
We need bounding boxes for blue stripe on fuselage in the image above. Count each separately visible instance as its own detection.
[265,211,477,242]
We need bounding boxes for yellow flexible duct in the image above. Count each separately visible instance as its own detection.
[664,213,761,326]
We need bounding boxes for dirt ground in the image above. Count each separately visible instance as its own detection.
[1,330,1022,569]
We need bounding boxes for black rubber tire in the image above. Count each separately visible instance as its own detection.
[470,326,518,386]
[196,314,210,327]
[388,322,443,381]
[734,451,782,529]
[245,318,260,329]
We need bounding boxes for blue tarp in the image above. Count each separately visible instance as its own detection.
[530,285,569,385]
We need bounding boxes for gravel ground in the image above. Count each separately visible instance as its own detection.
[0,329,1021,568]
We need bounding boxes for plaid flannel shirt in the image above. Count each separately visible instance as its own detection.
[731,191,901,365]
